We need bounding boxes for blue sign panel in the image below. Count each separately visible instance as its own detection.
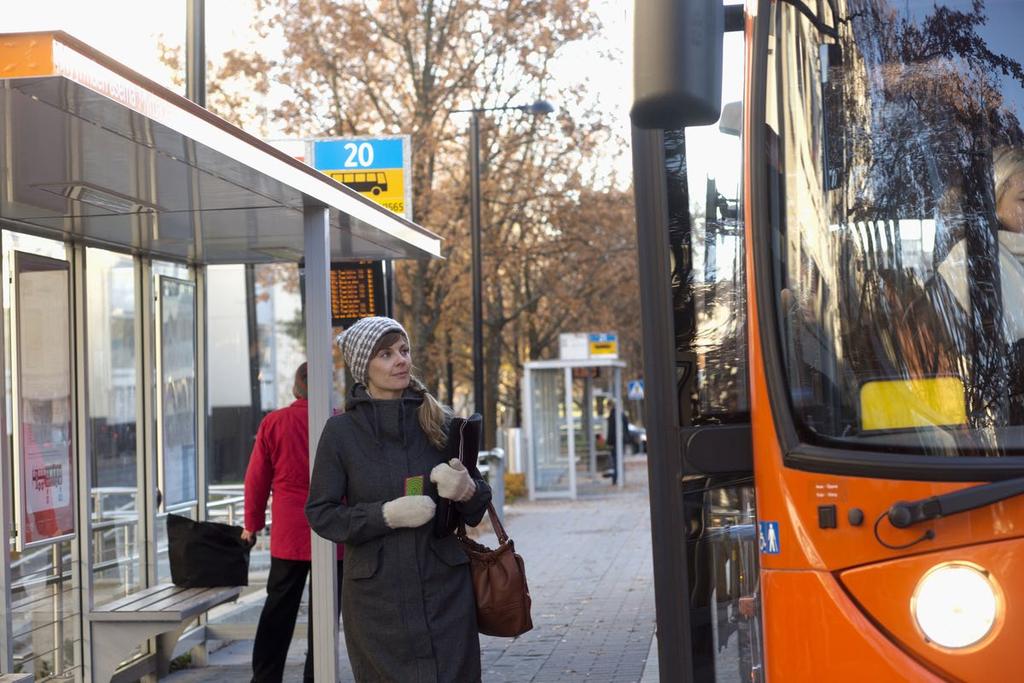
[313,138,404,171]
[627,380,644,401]
[759,521,780,555]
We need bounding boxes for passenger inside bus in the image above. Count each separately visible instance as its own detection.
[937,146,1024,341]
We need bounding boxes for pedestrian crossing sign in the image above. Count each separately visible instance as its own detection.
[627,380,644,401]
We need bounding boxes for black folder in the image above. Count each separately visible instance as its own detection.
[433,413,483,537]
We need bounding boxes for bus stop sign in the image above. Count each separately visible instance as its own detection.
[311,136,411,218]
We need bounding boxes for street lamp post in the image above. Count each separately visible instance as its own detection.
[456,100,555,420]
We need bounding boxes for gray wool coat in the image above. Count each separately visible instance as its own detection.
[305,386,491,683]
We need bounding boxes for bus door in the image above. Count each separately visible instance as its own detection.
[632,3,763,680]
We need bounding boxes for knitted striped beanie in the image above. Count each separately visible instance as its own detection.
[337,316,409,385]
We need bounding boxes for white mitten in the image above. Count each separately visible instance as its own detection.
[430,458,477,502]
[382,495,436,529]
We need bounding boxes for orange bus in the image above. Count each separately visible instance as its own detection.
[631,1,1024,680]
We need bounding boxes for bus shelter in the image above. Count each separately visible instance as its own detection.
[0,32,441,682]
[523,358,626,499]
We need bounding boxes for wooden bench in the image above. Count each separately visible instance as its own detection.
[89,583,241,682]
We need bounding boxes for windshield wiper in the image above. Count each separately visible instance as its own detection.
[888,476,1024,528]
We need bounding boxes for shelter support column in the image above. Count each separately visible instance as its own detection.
[304,203,339,682]
[523,367,535,500]
[564,367,576,499]
[0,233,12,669]
[614,366,623,488]
[584,378,595,474]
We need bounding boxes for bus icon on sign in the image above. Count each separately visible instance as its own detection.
[331,170,388,196]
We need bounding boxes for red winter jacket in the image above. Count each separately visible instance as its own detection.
[244,399,343,561]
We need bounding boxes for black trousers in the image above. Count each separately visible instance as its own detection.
[252,557,344,683]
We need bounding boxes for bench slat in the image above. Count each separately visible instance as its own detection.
[90,584,241,623]
[93,584,183,613]
[133,587,209,613]
[142,587,228,616]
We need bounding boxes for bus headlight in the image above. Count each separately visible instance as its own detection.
[911,562,1000,649]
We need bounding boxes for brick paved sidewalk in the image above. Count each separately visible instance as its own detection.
[164,459,656,682]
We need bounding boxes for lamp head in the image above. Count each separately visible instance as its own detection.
[523,99,555,116]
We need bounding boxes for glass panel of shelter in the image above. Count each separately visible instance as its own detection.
[571,366,626,492]
[2,230,80,679]
[3,239,407,671]
[203,262,315,636]
[529,368,572,496]
[86,247,144,609]
[150,260,197,585]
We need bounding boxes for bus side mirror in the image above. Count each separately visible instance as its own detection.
[631,0,724,129]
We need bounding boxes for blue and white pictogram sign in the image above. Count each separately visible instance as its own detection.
[759,521,780,554]
[627,380,644,401]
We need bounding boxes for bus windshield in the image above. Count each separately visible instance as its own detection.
[766,0,1024,455]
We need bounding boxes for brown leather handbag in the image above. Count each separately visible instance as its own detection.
[457,503,534,637]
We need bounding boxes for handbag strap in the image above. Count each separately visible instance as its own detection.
[457,502,509,545]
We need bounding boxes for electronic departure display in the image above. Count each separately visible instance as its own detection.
[330,260,386,327]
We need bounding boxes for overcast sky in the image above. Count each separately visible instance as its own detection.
[7,1,632,125]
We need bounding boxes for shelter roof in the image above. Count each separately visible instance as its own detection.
[0,31,441,264]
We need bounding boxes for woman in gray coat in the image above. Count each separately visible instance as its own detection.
[306,316,491,683]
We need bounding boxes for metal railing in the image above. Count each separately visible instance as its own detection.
[207,484,247,527]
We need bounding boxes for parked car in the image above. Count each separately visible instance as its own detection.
[626,422,647,454]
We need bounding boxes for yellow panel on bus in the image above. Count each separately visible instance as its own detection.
[859,377,967,431]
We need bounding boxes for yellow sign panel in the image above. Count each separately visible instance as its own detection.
[590,341,618,356]
[326,168,405,215]
[859,377,967,431]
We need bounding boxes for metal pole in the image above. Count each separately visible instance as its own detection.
[73,245,96,678]
[488,449,506,522]
[524,365,536,500]
[631,125,694,682]
[583,377,595,474]
[470,111,484,416]
[185,0,206,107]
[304,203,338,682]
[0,231,13,670]
[384,259,396,317]
[564,367,576,499]
[446,331,455,407]
[614,366,624,488]
[245,264,262,437]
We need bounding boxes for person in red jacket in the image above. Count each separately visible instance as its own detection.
[242,362,343,683]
